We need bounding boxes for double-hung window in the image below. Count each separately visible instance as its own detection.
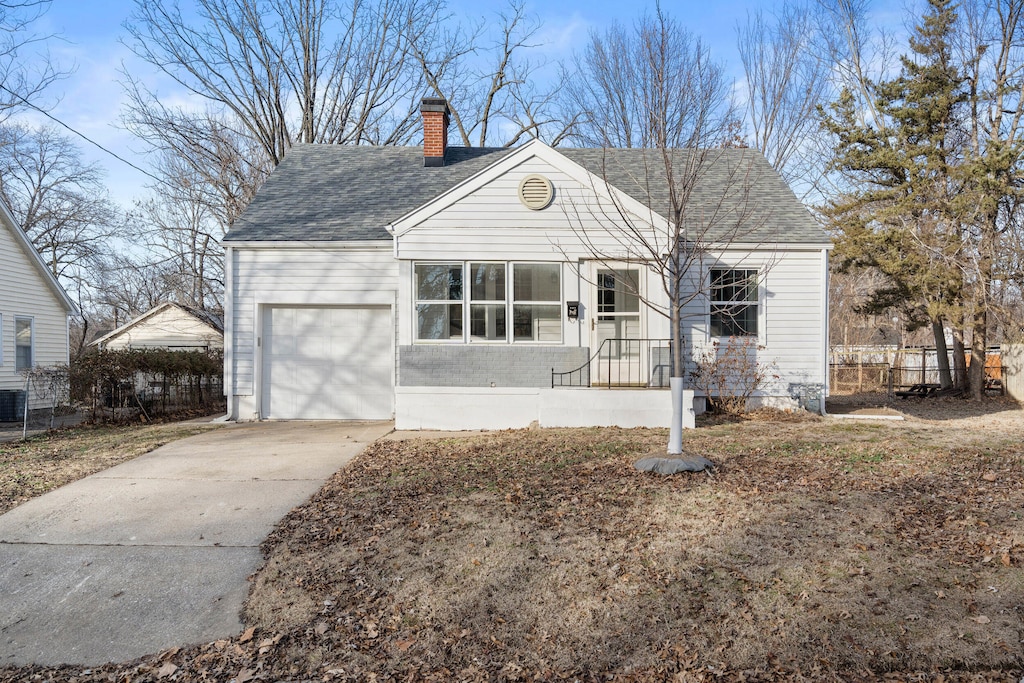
[415,263,463,341]
[15,317,33,370]
[709,269,758,337]
[469,263,506,341]
[415,262,561,343]
[512,264,561,342]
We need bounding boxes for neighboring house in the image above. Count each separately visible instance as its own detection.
[223,98,831,429]
[92,302,224,352]
[0,199,77,413]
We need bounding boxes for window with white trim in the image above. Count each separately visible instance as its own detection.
[512,263,561,342]
[415,263,463,341]
[710,269,758,337]
[469,263,506,341]
[15,316,33,370]
[415,262,561,343]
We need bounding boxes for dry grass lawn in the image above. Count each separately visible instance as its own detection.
[4,397,1023,681]
[0,421,220,515]
[240,404,1024,680]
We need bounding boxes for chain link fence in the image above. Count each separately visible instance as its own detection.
[829,346,1004,396]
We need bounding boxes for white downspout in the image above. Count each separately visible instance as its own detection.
[820,247,830,416]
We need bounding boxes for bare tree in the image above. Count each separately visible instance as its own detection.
[123,0,446,166]
[94,256,181,321]
[0,0,65,119]
[560,7,773,453]
[411,0,574,147]
[0,124,122,359]
[562,7,735,149]
[814,0,899,124]
[129,151,227,312]
[736,2,832,189]
[952,0,1024,398]
[0,124,118,286]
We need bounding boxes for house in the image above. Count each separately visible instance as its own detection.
[223,98,831,429]
[92,302,223,352]
[0,199,77,416]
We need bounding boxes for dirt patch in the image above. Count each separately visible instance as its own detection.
[5,409,1023,682]
[829,392,1022,421]
[0,420,221,514]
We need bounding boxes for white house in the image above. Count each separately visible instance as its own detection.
[0,199,77,414]
[223,99,831,429]
[92,302,223,351]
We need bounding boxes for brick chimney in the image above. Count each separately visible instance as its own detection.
[421,97,450,167]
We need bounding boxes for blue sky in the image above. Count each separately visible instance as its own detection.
[20,0,902,208]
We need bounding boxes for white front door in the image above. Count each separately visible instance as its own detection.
[261,306,393,420]
[590,265,645,386]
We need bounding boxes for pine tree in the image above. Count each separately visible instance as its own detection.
[822,0,966,389]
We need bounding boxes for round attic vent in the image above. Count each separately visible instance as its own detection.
[518,174,554,210]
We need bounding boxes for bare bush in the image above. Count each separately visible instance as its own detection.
[689,336,777,414]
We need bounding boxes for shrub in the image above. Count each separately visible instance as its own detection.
[689,336,777,414]
[71,348,224,422]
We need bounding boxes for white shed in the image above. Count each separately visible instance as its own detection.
[92,302,223,352]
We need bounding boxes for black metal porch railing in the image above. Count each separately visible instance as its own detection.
[552,338,672,388]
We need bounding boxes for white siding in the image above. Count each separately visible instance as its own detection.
[0,222,70,409]
[682,248,828,400]
[101,306,222,350]
[396,153,826,403]
[228,245,397,419]
[393,152,826,401]
[396,157,664,262]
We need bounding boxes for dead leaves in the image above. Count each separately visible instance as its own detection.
[156,661,177,678]
[6,422,1024,683]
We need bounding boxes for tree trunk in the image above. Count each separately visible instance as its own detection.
[931,318,952,389]
[952,328,967,389]
[969,308,987,400]
[668,267,684,455]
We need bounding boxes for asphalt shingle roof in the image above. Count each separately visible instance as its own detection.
[225,145,512,242]
[225,143,827,244]
[559,148,826,244]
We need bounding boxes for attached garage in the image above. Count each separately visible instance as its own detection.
[260,306,393,420]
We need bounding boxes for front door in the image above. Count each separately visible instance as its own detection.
[591,265,644,386]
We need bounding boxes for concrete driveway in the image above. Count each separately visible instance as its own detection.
[0,420,392,667]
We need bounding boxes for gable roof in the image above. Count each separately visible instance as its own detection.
[91,302,224,348]
[225,145,513,242]
[558,148,825,244]
[0,199,77,313]
[225,142,826,245]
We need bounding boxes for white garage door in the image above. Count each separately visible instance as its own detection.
[261,306,393,420]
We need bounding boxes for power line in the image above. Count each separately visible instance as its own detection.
[0,83,165,187]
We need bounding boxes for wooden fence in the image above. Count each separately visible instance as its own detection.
[829,346,1005,396]
[1004,344,1024,401]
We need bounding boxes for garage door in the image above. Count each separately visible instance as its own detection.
[261,306,393,419]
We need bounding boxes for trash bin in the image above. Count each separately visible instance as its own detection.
[0,389,26,422]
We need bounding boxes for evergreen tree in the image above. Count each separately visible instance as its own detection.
[822,0,966,389]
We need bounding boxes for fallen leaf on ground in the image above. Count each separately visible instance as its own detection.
[156,662,177,678]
